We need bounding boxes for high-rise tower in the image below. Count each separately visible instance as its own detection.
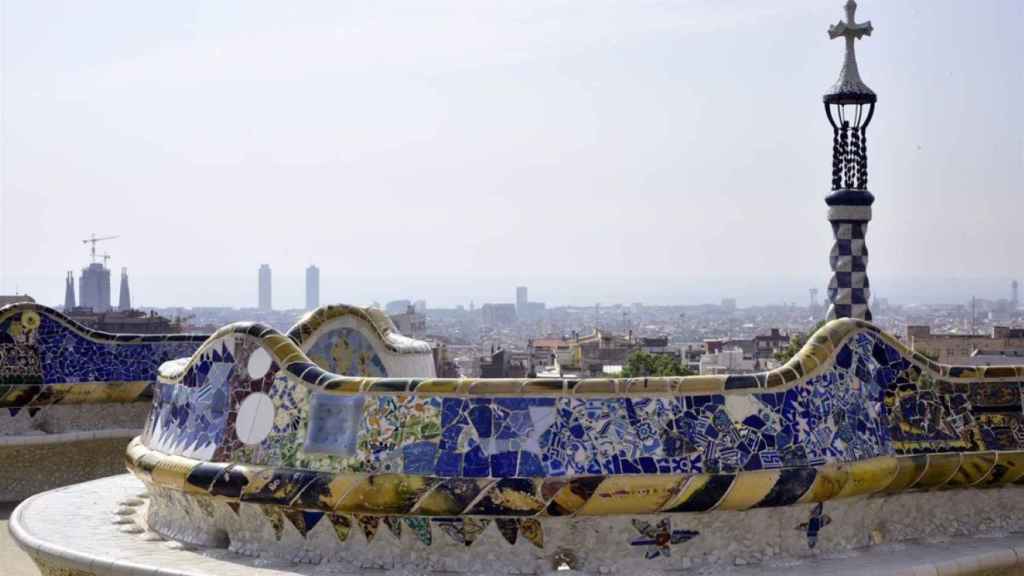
[79,262,111,312]
[63,271,76,310]
[305,265,320,310]
[118,267,132,311]
[258,264,272,311]
[516,286,528,316]
[1012,280,1020,310]
[824,0,876,322]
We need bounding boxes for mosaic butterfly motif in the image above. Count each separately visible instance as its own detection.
[796,502,832,548]
[630,518,699,559]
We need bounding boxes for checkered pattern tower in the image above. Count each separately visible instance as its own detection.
[823,1,876,321]
[827,213,871,320]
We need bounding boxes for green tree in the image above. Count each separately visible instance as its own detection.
[773,320,828,364]
[620,351,693,377]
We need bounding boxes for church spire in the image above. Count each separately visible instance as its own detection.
[64,271,76,310]
[118,267,131,311]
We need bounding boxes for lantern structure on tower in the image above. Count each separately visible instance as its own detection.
[824,0,876,322]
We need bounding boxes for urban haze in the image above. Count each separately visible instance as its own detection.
[1,1,1022,310]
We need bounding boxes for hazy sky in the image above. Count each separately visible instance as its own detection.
[1,1,1022,309]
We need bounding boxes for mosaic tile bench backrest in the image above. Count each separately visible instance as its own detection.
[0,303,208,412]
[132,305,1024,523]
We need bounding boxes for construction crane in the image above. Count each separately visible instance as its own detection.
[82,234,119,263]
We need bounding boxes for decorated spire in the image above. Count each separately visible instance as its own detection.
[823,0,877,195]
[823,0,877,323]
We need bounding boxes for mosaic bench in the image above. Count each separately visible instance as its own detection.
[0,302,207,500]
[123,304,1024,573]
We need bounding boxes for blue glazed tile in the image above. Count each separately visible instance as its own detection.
[496,398,529,411]
[620,458,642,474]
[439,423,463,452]
[441,398,467,428]
[463,445,490,477]
[470,405,493,438]
[402,442,438,475]
[835,345,853,369]
[490,451,518,477]
[518,451,545,477]
[435,450,462,477]
[546,456,566,476]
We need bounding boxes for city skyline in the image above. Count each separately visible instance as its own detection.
[4,248,1023,310]
[21,269,1024,312]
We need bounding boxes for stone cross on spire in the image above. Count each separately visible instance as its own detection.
[825,0,875,104]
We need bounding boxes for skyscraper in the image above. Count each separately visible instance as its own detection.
[516,286,528,315]
[63,271,76,310]
[118,267,132,311]
[79,262,111,312]
[259,264,272,311]
[1012,280,1020,310]
[305,265,320,310]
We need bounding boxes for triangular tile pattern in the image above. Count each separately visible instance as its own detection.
[434,518,492,546]
[356,515,379,543]
[259,505,286,541]
[520,519,544,549]
[383,516,402,540]
[328,514,351,543]
[404,517,432,546]
[282,509,324,537]
[495,519,518,545]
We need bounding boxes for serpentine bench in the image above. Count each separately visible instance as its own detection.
[0,303,207,499]
[123,304,1024,573]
